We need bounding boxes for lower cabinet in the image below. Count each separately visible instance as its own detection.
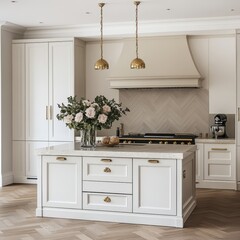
[133,158,177,215]
[42,156,82,209]
[196,142,236,189]
[38,153,196,228]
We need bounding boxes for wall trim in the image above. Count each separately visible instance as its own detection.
[0,172,14,187]
[1,21,26,35]
[24,16,239,39]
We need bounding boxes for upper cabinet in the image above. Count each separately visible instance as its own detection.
[208,36,236,114]
[12,38,86,142]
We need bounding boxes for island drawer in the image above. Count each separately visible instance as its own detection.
[83,192,132,212]
[83,157,132,182]
[83,181,132,194]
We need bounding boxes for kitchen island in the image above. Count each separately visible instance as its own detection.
[36,143,196,228]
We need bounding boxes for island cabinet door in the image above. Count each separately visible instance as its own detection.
[133,158,177,215]
[42,156,82,209]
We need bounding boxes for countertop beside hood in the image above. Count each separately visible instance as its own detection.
[108,35,202,89]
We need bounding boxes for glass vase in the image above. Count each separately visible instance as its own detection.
[79,128,96,148]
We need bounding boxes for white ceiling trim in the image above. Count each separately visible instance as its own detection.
[1,21,26,34]
[23,16,240,39]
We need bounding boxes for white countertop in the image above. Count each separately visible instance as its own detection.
[37,143,197,159]
[195,138,235,144]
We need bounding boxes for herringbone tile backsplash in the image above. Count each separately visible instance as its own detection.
[119,88,209,135]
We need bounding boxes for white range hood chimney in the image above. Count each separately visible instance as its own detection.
[108,35,202,89]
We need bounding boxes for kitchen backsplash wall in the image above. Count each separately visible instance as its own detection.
[119,88,209,136]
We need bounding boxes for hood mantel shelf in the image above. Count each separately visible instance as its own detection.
[108,35,202,89]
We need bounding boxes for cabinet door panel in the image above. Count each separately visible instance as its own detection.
[204,144,236,181]
[42,156,82,209]
[49,42,74,141]
[26,43,49,141]
[12,44,26,140]
[133,159,176,215]
[13,141,26,181]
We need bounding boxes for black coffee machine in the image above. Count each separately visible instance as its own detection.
[210,114,227,138]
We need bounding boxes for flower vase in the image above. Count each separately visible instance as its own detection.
[79,128,96,148]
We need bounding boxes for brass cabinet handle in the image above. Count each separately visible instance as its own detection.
[56,157,67,161]
[183,170,186,179]
[104,167,111,173]
[101,159,112,162]
[104,196,111,203]
[211,148,227,151]
[46,106,48,120]
[49,105,53,120]
[148,160,159,163]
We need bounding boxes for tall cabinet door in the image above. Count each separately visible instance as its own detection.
[25,43,49,141]
[133,158,177,215]
[12,44,26,141]
[48,42,74,142]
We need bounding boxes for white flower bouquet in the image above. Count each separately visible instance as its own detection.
[56,95,130,131]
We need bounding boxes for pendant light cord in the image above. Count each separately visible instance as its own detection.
[135,1,140,59]
[100,3,104,60]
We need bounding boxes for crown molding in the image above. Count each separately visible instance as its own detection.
[22,16,240,39]
[1,21,26,35]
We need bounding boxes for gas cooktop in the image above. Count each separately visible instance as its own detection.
[119,133,197,145]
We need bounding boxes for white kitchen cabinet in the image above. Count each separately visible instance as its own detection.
[196,141,236,190]
[12,38,85,182]
[209,37,236,114]
[42,156,82,209]
[133,158,177,215]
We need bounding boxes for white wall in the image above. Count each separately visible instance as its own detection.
[0,27,23,186]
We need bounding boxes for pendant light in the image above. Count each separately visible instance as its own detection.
[94,3,109,70]
[130,1,145,69]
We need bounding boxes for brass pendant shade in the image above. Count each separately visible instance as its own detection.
[131,1,145,69]
[94,3,109,70]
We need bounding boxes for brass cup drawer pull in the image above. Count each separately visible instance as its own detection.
[104,167,111,173]
[148,160,159,164]
[101,159,112,162]
[56,157,67,161]
[211,148,228,151]
[104,196,111,203]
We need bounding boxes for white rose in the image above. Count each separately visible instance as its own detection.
[85,107,96,119]
[82,100,91,106]
[98,114,108,124]
[103,104,111,113]
[63,115,73,124]
[91,102,99,108]
[75,112,83,122]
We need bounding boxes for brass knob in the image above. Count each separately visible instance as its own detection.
[164,141,168,144]
[181,142,185,145]
[159,141,163,144]
[104,196,111,203]
[187,142,192,145]
[173,141,177,145]
[104,167,111,173]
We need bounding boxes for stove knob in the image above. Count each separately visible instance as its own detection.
[128,141,132,144]
[123,140,127,144]
[164,141,168,144]
[159,141,163,144]
[173,141,177,145]
[181,142,185,145]
[148,141,152,144]
[188,142,192,145]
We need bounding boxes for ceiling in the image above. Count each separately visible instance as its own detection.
[0,0,240,28]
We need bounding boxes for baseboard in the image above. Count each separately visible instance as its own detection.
[0,172,14,187]
[13,176,37,184]
[196,180,237,190]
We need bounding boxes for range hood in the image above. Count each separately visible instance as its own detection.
[108,36,202,89]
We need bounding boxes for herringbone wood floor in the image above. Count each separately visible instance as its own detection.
[0,185,240,240]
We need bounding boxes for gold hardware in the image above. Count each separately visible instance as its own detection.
[183,170,186,179]
[101,159,112,162]
[94,3,109,70]
[238,107,240,121]
[130,1,145,69]
[104,196,111,203]
[56,157,67,161]
[148,160,159,163]
[211,148,227,151]
[49,105,53,120]
[104,167,111,173]
[46,106,48,120]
